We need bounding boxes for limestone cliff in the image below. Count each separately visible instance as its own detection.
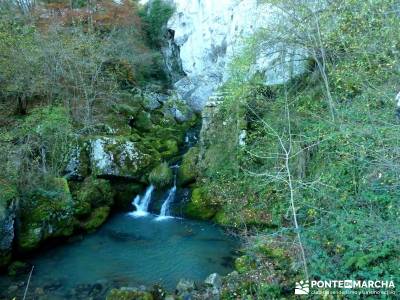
[164,0,307,111]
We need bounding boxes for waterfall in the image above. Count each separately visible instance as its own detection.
[156,171,177,221]
[129,185,155,217]
[156,186,176,221]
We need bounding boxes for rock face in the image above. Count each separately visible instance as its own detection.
[90,137,156,179]
[18,178,75,252]
[165,0,307,111]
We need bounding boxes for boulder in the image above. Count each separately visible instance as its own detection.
[0,181,17,268]
[176,279,196,296]
[204,273,222,290]
[76,177,114,215]
[17,178,75,252]
[177,147,199,187]
[149,162,174,189]
[183,188,217,220]
[89,137,157,179]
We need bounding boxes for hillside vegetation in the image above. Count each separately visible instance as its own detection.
[191,0,400,298]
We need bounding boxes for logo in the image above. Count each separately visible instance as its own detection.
[294,279,396,296]
[295,280,310,295]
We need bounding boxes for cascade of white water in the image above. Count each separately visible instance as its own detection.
[158,186,176,218]
[156,170,177,220]
[129,185,155,217]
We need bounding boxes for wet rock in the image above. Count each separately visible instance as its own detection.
[204,273,222,290]
[176,279,195,296]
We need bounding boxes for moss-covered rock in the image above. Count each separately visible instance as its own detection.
[183,188,217,220]
[17,178,75,252]
[0,180,17,269]
[149,162,173,188]
[81,206,110,232]
[89,136,160,179]
[76,177,114,215]
[106,288,153,300]
[160,139,179,160]
[177,147,199,187]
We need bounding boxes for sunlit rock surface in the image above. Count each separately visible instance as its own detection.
[166,0,307,110]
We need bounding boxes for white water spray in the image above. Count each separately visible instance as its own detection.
[156,170,178,221]
[129,185,155,217]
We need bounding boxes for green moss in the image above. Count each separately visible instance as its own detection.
[160,139,179,160]
[89,136,160,179]
[134,111,153,132]
[149,162,173,188]
[177,147,199,187]
[81,206,110,232]
[112,102,142,117]
[183,188,217,220]
[76,177,114,215]
[106,288,153,300]
[18,178,75,251]
[234,256,255,274]
[214,211,230,226]
[0,180,18,208]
